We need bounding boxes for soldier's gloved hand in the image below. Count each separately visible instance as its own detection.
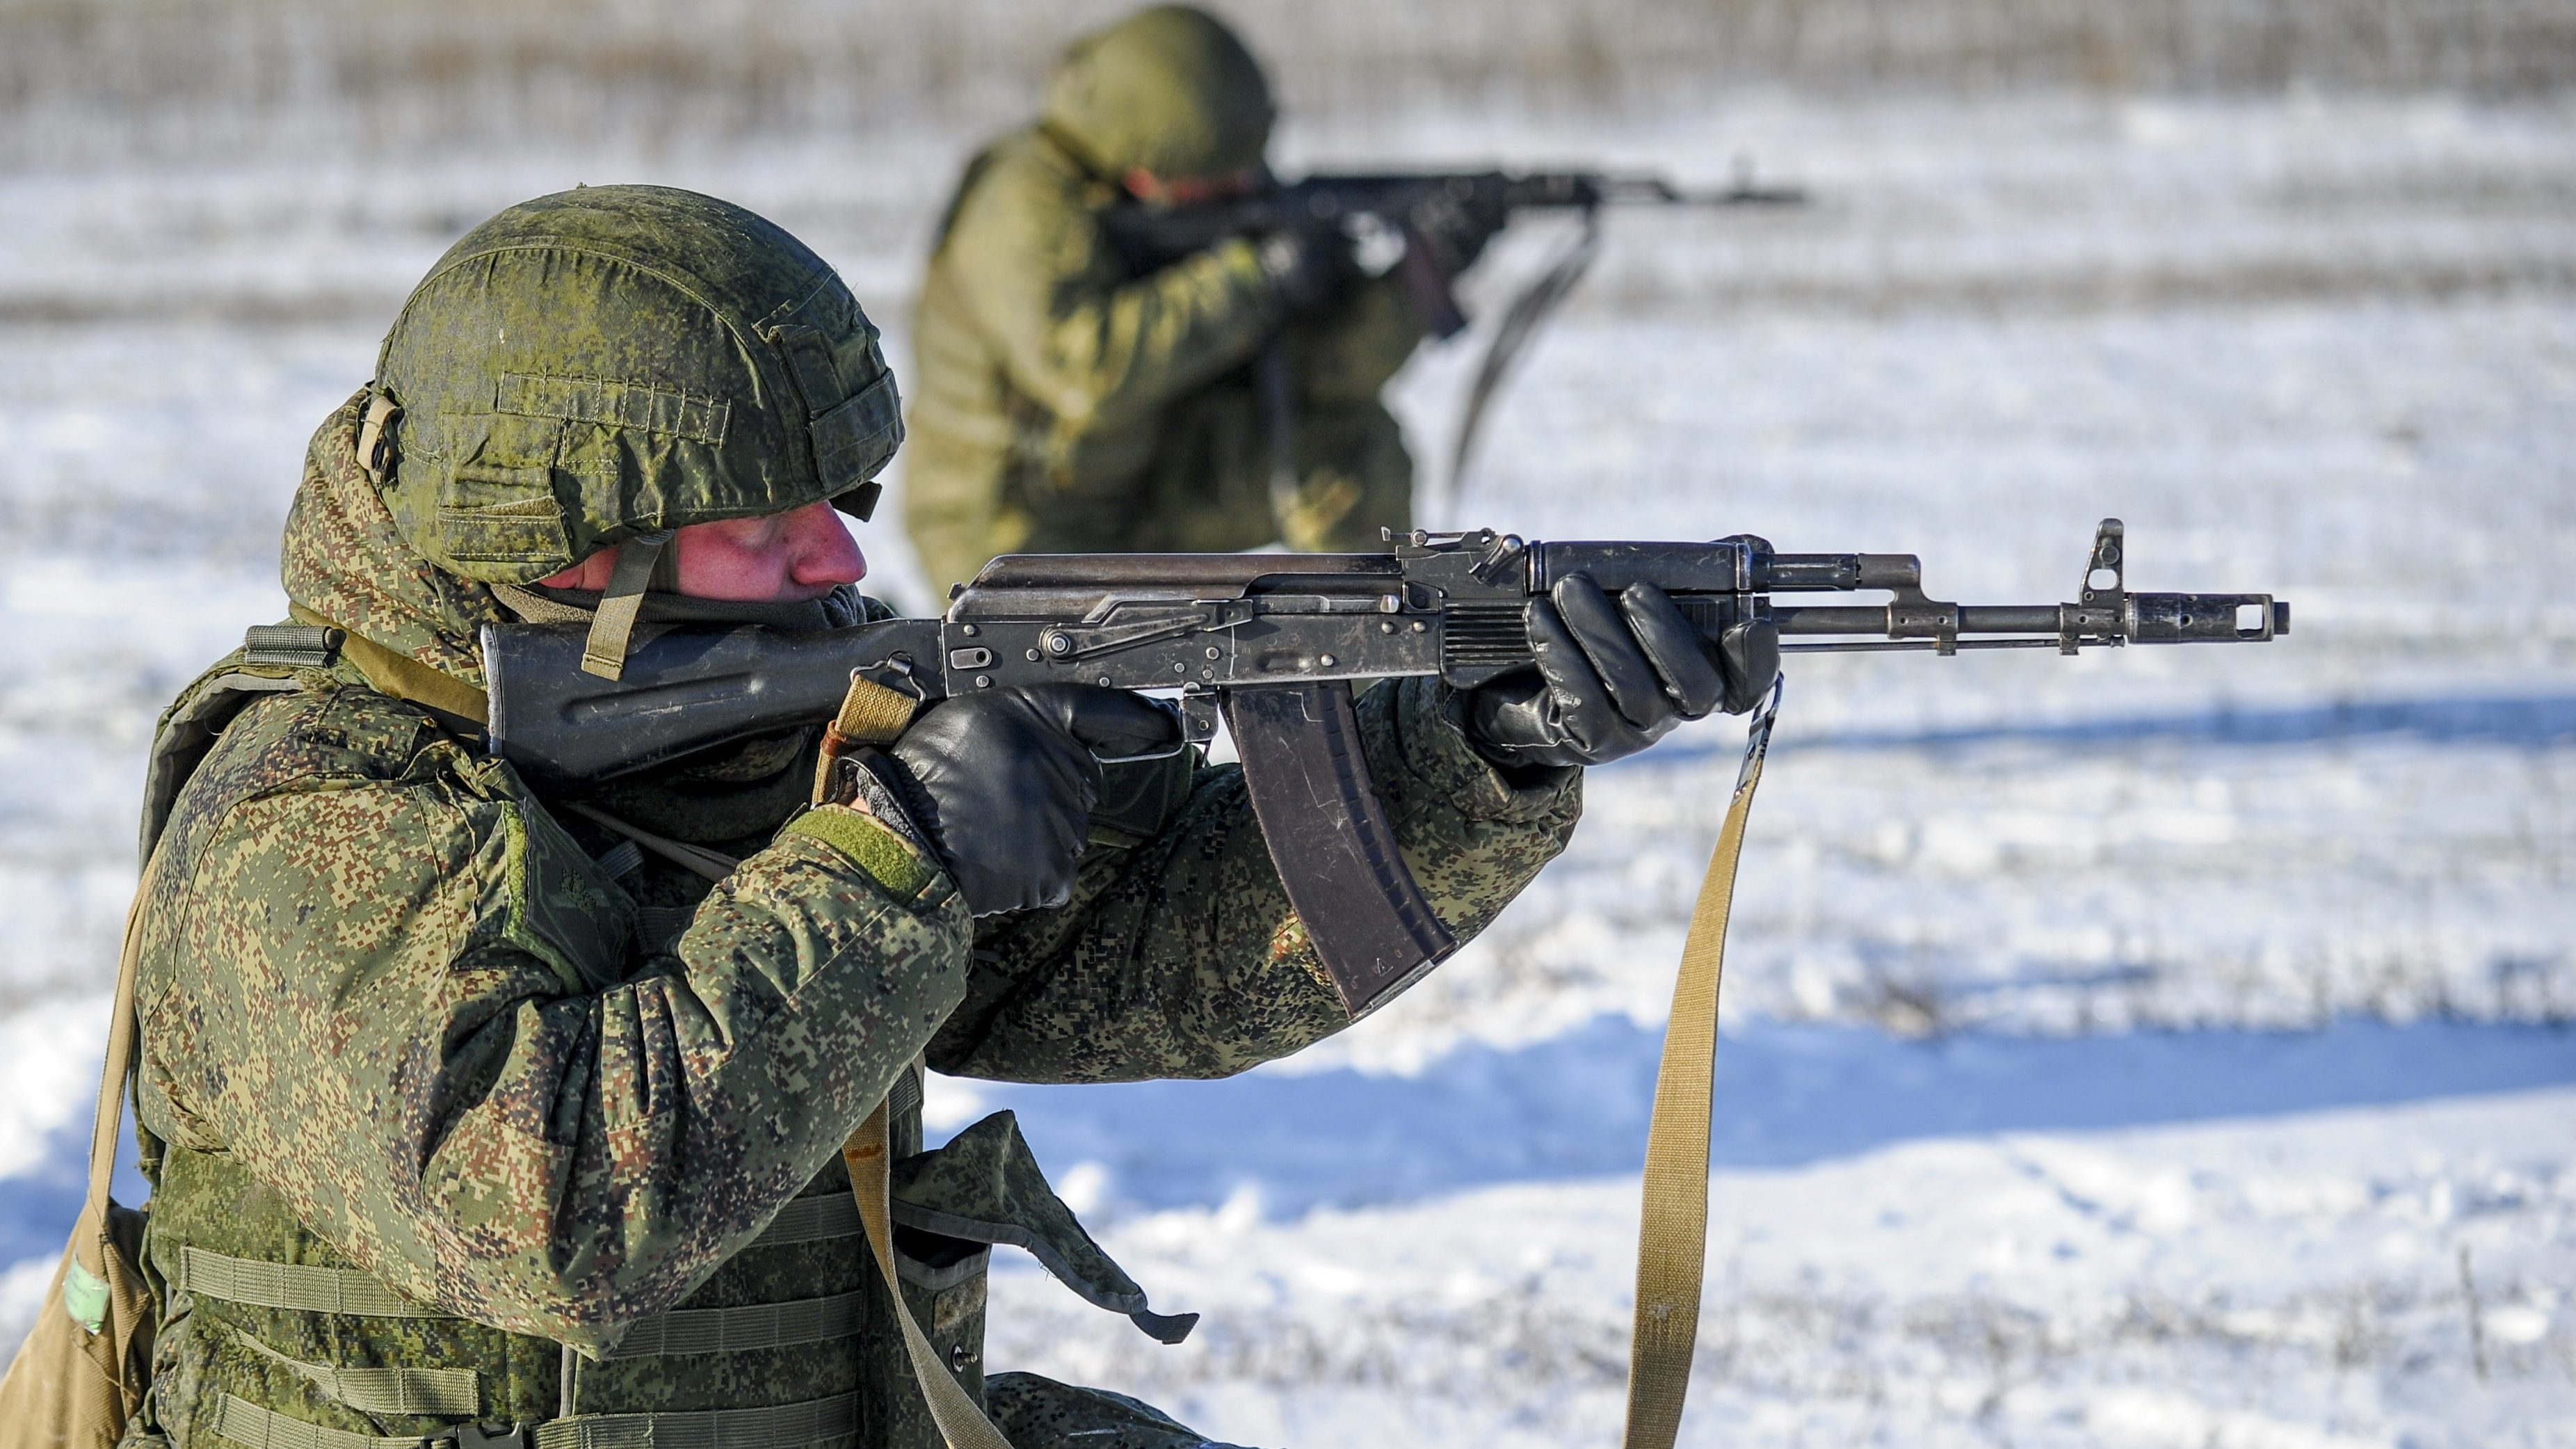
[1460,575,1780,770]
[867,685,1180,915]
[1412,188,1511,278]
[1257,221,1360,313]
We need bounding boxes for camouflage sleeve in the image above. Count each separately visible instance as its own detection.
[136,685,971,1347]
[926,677,1581,1082]
[1287,270,1428,409]
[939,144,1283,433]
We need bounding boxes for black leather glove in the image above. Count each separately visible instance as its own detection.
[1257,221,1361,313]
[1462,574,1780,770]
[868,685,1180,915]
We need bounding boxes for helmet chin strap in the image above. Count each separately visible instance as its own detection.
[578,529,674,680]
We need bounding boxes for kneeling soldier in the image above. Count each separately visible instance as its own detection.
[903,4,1503,595]
[126,185,1761,1448]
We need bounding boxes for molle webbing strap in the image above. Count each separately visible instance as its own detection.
[634,905,693,952]
[1618,678,1782,1449]
[211,1389,861,1449]
[887,1060,925,1136]
[175,1192,863,1324]
[594,1289,868,1361]
[495,373,732,446]
[229,1332,480,1418]
[211,1394,431,1449]
[594,840,645,881]
[172,1249,446,1320]
[755,1192,864,1246]
[579,530,673,681]
[529,1391,858,1449]
[287,605,491,726]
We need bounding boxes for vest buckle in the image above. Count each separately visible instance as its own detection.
[449,1425,530,1449]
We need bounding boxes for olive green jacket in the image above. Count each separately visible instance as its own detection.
[127,395,1577,1446]
[905,126,1428,593]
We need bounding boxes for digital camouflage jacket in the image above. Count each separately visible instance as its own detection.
[124,394,1579,1448]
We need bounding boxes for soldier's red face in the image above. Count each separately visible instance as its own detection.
[1122,167,1259,205]
[537,501,867,602]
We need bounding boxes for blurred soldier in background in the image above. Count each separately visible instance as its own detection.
[902,3,1503,595]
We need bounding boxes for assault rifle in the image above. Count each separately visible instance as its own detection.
[1101,164,1808,514]
[486,520,2285,1018]
[487,520,2297,1016]
[1102,168,1803,335]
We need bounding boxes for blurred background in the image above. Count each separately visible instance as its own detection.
[1,1,2571,1444]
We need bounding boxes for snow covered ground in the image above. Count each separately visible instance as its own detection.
[1,93,2572,1444]
[976,1081,2576,1448]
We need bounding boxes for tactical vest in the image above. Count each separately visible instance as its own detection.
[124,641,1190,1449]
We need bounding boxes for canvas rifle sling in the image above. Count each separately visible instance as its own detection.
[1620,677,1782,1449]
[843,1100,1015,1449]
[807,674,1020,1449]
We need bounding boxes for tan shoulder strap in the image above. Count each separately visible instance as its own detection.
[812,674,922,803]
[284,602,491,726]
[844,1103,1016,1449]
[1620,678,1781,1449]
[811,675,1012,1449]
[84,842,169,1227]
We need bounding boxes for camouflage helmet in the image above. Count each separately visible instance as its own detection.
[1043,5,1274,182]
[369,184,901,586]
